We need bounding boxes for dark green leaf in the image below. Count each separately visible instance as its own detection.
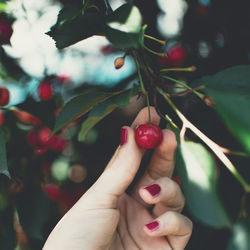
[18,97,56,129]
[0,205,16,250]
[78,85,139,141]
[176,141,231,228]
[47,12,105,49]
[104,3,143,49]
[53,89,122,134]
[0,128,9,178]
[16,187,54,240]
[191,65,250,153]
[227,218,250,250]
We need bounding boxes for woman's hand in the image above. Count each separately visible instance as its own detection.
[43,107,192,250]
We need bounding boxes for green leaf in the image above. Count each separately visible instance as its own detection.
[176,141,231,228]
[227,218,250,250]
[16,187,54,240]
[104,3,143,49]
[53,89,123,134]
[47,6,105,49]
[191,65,250,153]
[0,128,10,178]
[78,86,138,141]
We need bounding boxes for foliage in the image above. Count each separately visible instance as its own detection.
[0,0,250,249]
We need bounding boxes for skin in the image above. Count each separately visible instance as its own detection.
[43,107,193,250]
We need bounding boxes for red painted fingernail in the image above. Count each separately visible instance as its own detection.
[144,184,161,196]
[145,221,159,231]
[120,127,128,146]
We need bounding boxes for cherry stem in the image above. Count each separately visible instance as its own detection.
[133,54,151,124]
[160,75,204,100]
[144,34,166,46]
[157,87,250,193]
[143,45,167,57]
[160,66,196,73]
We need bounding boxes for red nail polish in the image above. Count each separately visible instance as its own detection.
[145,221,159,231]
[144,184,161,196]
[120,127,128,146]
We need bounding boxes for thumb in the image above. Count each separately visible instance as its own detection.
[83,126,143,208]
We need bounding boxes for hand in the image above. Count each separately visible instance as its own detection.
[43,107,192,250]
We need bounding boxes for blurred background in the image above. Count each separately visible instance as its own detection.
[0,0,250,249]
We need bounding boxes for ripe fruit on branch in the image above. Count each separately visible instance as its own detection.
[38,81,53,101]
[114,57,125,69]
[159,45,187,66]
[0,87,9,106]
[135,124,163,149]
[0,19,13,45]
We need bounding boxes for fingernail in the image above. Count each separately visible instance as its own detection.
[145,221,159,231]
[144,184,161,196]
[120,127,128,146]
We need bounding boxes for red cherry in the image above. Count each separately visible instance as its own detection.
[0,19,13,45]
[0,110,4,126]
[37,128,55,146]
[43,184,61,200]
[49,136,66,152]
[135,124,163,149]
[38,81,53,101]
[159,46,187,66]
[14,110,41,126]
[27,130,38,146]
[0,87,9,106]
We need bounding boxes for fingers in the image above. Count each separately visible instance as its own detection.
[144,211,193,250]
[83,126,143,208]
[131,130,177,205]
[147,129,177,179]
[139,177,185,218]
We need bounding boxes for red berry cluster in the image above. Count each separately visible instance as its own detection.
[27,127,66,155]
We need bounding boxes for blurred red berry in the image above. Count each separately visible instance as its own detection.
[159,46,187,66]
[0,87,9,106]
[43,184,61,200]
[50,136,66,152]
[0,110,3,126]
[27,130,38,146]
[38,81,53,101]
[14,110,41,126]
[37,128,55,146]
[0,19,13,45]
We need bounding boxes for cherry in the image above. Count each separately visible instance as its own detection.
[0,110,3,126]
[38,81,53,101]
[49,136,66,152]
[0,19,13,45]
[159,45,187,66]
[0,87,9,106]
[135,124,163,149]
[14,110,41,126]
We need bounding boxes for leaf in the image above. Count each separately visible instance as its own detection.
[227,218,250,250]
[18,97,56,129]
[53,89,123,134]
[176,141,231,228]
[78,85,139,141]
[0,128,10,178]
[104,3,143,49]
[16,187,54,240]
[191,65,250,153]
[47,7,105,49]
